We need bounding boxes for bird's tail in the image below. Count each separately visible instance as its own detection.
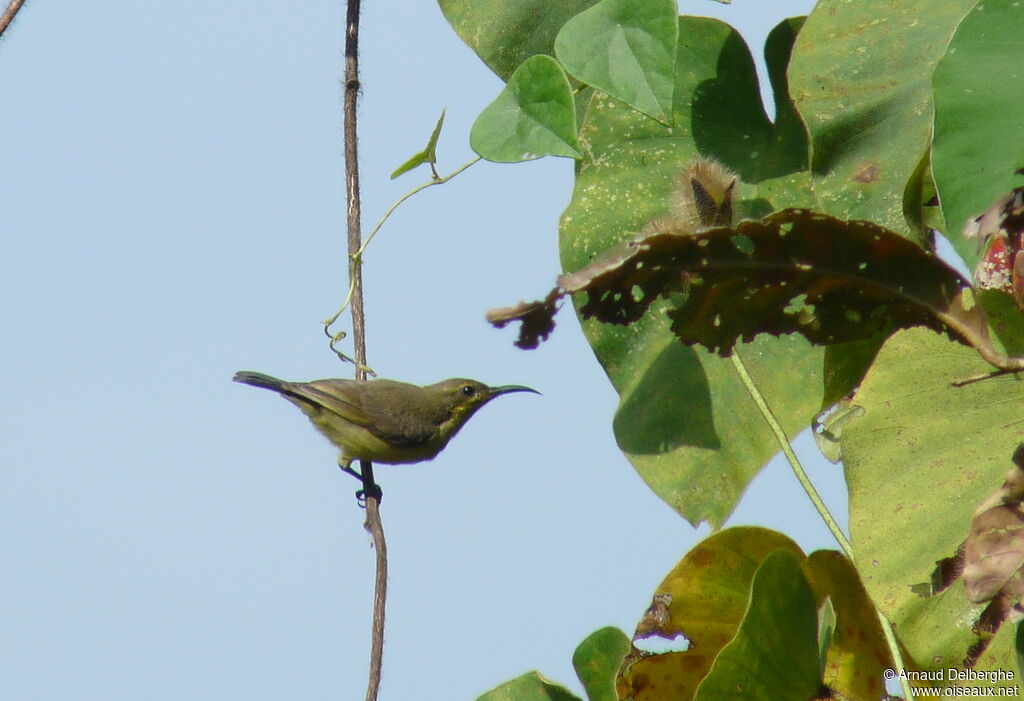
[234,371,324,411]
[233,370,288,392]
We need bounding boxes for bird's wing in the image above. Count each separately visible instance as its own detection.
[294,380,442,446]
[359,383,443,447]
[298,379,438,447]
[295,379,376,429]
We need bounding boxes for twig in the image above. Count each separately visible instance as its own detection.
[363,484,386,700]
[341,1,387,700]
[322,156,481,353]
[0,0,27,40]
[357,156,480,257]
[729,349,914,701]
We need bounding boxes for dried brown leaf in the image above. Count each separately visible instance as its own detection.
[484,290,561,349]
[931,444,1024,666]
[489,209,1024,373]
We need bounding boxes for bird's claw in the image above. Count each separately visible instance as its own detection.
[355,483,383,507]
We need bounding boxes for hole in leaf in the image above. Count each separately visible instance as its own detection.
[633,632,690,654]
[731,234,755,255]
[784,293,810,315]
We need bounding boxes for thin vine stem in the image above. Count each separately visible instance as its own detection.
[729,349,914,701]
[729,351,851,554]
[357,156,480,257]
[322,156,481,345]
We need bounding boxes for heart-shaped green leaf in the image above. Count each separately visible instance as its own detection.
[554,0,677,124]
[470,55,581,162]
[438,0,599,81]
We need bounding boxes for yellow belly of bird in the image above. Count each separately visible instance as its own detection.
[309,412,444,465]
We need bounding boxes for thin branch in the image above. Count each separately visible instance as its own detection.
[357,466,386,701]
[729,349,914,701]
[0,0,27,40]
[363,488,386,700]
[341,2,387,701]
[344,3,366,378]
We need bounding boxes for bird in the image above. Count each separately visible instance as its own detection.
[233,371,538,470]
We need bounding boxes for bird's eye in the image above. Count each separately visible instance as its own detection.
[461,385,476,397]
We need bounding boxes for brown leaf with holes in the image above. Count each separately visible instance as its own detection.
[488,208,1024,373]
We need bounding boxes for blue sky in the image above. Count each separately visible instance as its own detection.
[1,1,833,699]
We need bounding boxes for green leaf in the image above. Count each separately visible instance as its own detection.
[693,550,823,701]
[390,108,446,179]
[470,55,581,162]
[789,0,976,239]
[803,550,890,700]
[933,0,1024,270]
[612,335,825,528]
[841,327,1024,688]
[620,528,805,699]
[557,17,815,527]
[438,0,599,81]
[476,672,581,701]
[572,627,630,701]
[554,0,678,124]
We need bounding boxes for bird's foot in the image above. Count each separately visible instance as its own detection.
[355,482,383,507]
[339,459,382,507]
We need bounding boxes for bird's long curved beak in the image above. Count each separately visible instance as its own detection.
[490,384,541,396]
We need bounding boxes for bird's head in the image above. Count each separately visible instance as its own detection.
[430,379,539,431]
